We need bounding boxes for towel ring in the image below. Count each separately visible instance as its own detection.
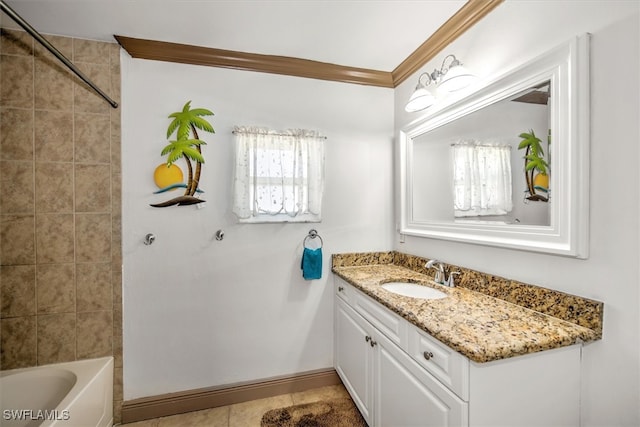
[304,229,323,249]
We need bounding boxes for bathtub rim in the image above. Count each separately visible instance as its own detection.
[1,356,114,427]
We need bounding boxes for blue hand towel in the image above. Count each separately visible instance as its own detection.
[301,247,322,280]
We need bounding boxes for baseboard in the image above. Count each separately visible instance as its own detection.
[121,368,341,423]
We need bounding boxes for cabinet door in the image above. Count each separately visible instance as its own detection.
[374,330,468,427]
[335,298,374,426]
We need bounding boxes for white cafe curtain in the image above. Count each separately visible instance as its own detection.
[232,127,325,222]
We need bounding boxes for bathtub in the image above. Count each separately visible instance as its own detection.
[0,357,113,427]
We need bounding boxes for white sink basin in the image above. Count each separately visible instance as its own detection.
[381,282,447,300]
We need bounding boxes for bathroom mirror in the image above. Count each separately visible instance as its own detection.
[398,35,590,258]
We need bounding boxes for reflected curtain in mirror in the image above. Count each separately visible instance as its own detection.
[452,142,512,217]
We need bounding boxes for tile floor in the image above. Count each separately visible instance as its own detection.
[120,384,352,427]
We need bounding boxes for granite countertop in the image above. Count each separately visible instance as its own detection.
[332,263,600,363]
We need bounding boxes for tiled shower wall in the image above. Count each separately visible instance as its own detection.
[0,29,123,421]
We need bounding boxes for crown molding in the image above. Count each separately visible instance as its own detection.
[392,0,504,86]
[115,0,503,88]
[114,35,394,88]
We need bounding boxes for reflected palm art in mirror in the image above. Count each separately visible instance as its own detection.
[398,35,590,258]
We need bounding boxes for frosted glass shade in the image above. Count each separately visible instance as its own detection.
[405,87,435,112]
[438,64,476,92]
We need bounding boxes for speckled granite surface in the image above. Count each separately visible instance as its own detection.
[332,251,603,363]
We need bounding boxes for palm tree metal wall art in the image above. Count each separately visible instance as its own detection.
[518,129,549,202]
[151,101,215,208]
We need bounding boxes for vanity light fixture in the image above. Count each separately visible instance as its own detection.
[405,54,476,113]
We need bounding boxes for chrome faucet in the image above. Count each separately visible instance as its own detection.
[425,259,446,284]
[425,259,460,288]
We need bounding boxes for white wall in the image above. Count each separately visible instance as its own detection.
[121,59,394,399]
[394,2,639,426]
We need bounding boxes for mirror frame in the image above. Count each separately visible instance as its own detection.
[399,34,590,258]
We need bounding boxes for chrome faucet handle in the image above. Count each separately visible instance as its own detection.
[446,271,461,287]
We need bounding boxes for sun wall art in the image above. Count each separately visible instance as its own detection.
[151,101,215,208]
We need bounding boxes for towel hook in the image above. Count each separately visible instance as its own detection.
[143,233,156,245]
[304,229,323,249]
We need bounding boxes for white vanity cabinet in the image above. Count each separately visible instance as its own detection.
[336,297,467,427]
[335,296,375,424]
[334,276,582,427]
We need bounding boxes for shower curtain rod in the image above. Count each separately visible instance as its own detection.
[0,0,118,109]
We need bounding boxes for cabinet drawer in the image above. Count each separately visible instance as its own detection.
[408,326,469,400]
[354,290,408,348]
[335,277,353,303]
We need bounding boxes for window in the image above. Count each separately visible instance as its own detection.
[232,127,325,222]
[452,141,512,217]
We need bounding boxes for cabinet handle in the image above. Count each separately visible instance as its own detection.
[370,339,377,348]
[365,335,371,343]
[338,286,344,292]
[423,351,434,361]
